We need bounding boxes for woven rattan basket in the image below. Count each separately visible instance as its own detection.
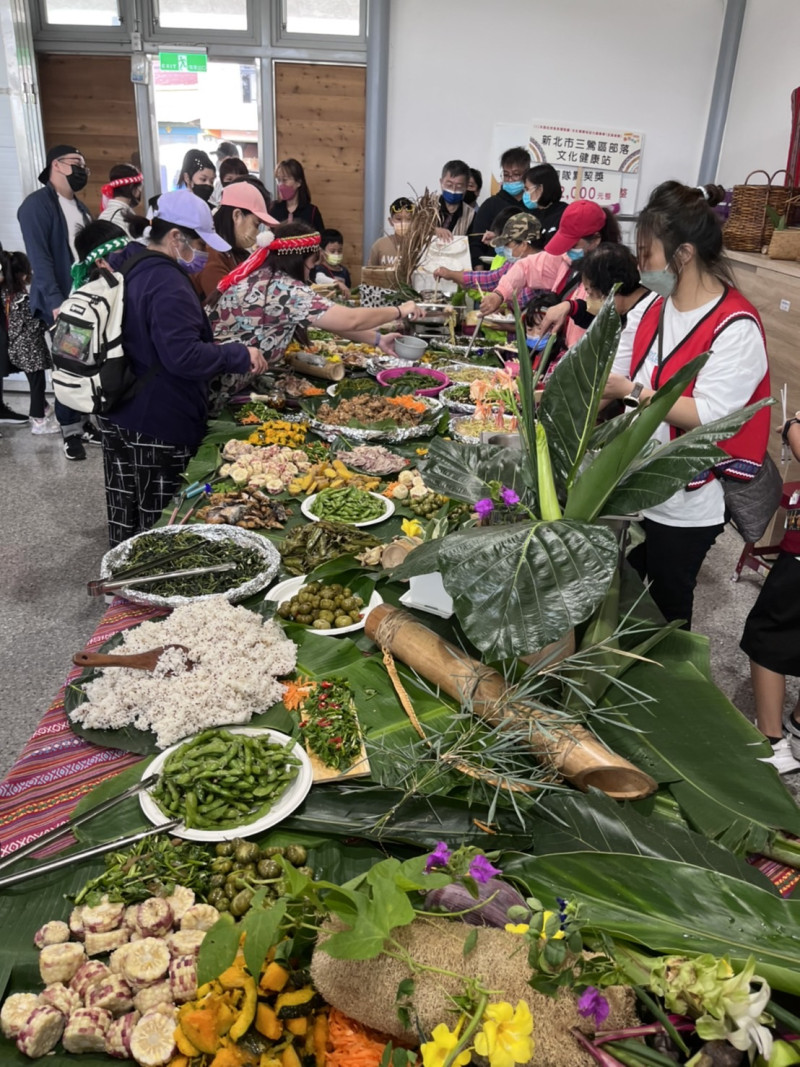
[768,228,800,260]
[723,169,798,252]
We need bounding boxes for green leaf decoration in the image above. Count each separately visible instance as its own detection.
[463,927,478,956]
[418,438,533,503]
[394,519,619,657]
[243,898,287,981]
[507,850,800,995]
[539,296,622,493]
[197,912,241,986]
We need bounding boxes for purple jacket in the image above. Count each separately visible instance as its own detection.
[106,243,250,448]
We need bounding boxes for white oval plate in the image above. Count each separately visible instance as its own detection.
[266,574,383,637]
[301,491,394,528]
[140,727,312,842]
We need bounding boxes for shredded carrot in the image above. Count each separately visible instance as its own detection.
[383,480,401,499]
[283,676,317,712]
[326,1008,407,1067]
[387,395,426,414]
[303,386,326,397]
[240,413,261,424]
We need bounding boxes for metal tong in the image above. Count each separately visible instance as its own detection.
[87,561,237,597]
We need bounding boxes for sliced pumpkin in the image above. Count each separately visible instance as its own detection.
[311,1013,328,1067]
[259,962,290,994]
[275,987,320,1019]
[174,1025,202,1057]
[286,1018,307,1037]
[229,976,258,1042]
[280,1046,303,1067]
[255,1003,283,1042]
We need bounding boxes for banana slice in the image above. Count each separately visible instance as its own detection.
[85,975,135,1016]
[69,959,110,999]
[105,1010,140,1060]
[85,928,131,957]
[1,993,41,1038]
[129,1009,177,1066]
[62,1007,112,1053]
[16,1005,65,1058]
[164,885,195,923]
[39,942,86,985]
[133,981,173,1015]
[33,921,70,948]
[169,956,197,1003]
[39,983,81,1018]
[121,938,170,986]
[166,929,205,958]
[179,904,219,931]
[135,898,173,938]
[83,899,126,933]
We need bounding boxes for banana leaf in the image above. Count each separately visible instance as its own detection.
[538,296,622,493]
[393,518,619,657]
[505,849,800,996]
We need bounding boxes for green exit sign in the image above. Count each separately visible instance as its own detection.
[159,52,207,73]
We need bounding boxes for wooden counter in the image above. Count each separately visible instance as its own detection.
[727,249,800,483]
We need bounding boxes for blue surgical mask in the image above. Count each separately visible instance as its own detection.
[502,180,524,196]
[494,245,510,259]
[441,188,464,205]
[522,192,538,210]
[640,267,677,298]
[567,248,584,262]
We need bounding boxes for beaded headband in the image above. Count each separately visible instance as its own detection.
[100,172,143,210]
[70,236,129,289]
[271,232,321,254]
[216,231,321,293]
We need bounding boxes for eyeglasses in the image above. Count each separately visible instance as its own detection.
[57,157,90,175]
[501,170,525,181]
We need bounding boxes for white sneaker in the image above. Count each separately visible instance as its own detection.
[30,415,60,435]
[759,737,800,774]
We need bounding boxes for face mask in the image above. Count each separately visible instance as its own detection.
[464,190,478,205]
[502,180,524,196]
[585,297,603,316]
[277,183,296,201]
[494,245,510,259]
[176,239,208,275]
[640,267,677,298]
[441,188,464,205]
[522,192,538,210]
[192,184,213,203]
[66,165,88,193]
[325,252,343,265]
[567,248,584,262]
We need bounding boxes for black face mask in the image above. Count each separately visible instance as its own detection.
[66,165,88,193]
[464,190,478,206]
[192,184,213,203]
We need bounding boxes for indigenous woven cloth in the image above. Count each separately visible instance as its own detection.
[0,599,167,858]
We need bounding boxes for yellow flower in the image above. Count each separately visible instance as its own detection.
[401,518,423,538]
[421,1020,471,1067]
[474,1000,535,1067]
[539,910,565,941]
[504,923,530,935]
[416,447,429,456]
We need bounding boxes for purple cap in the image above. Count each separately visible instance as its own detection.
[153,189,230,252]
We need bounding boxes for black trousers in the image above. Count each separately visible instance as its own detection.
[627,517,724,630]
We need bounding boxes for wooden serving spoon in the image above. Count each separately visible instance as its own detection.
[72,644,196,674]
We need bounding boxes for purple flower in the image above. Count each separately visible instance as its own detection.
[577,986,610,1028]
[468,854,502,884]
[425,841,452,872]
[474,498,495,519]
[500,487,520,507]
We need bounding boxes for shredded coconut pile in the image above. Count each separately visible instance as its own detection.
[71,597,297,748]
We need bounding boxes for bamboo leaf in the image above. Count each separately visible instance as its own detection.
[539,296,622,493]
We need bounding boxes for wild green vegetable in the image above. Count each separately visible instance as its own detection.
[279,521,381,575]
[309,486,387,524]
[150,728,301,830]
[72,834,214,906]
[110,531,265,597]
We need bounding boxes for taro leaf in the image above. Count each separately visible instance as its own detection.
[506,850,800,995]
[539,296,622,494]
[243,898,287,981]
[393,519,619,658]
[564,354,711,522]
[602,398,775,516]
[197,912,242,985]
[418,438,533,503]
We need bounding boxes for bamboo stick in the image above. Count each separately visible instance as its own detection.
[365,604,657,800]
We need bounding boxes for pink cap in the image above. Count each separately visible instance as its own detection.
[220,182,278,225]
[545,201,607,256]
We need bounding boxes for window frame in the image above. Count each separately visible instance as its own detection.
[32,0,130,46]
[273,0,367,50]
[147,0,259,46]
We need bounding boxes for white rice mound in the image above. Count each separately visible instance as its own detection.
[71,597,297,748]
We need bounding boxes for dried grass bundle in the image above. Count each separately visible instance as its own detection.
[395,189,441,288]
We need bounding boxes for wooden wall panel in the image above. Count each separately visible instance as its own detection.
[274,62,365,285]
[37,54,140,222]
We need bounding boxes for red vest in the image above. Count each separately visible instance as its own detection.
[630,287,771,482]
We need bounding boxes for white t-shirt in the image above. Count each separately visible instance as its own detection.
[58,194,86,260]
[613,294,767,528]
[99,198,135,236]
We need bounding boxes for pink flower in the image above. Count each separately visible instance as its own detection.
[577,987,610,1028]
[474,498,495,519]
[469,855,502,884]
[425,841,452,872]
[500,487,520,507]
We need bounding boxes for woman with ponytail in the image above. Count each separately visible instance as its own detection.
[604,181,771,638]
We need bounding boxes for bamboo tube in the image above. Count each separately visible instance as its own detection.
[365,604,656,800]
[284,353,345,381]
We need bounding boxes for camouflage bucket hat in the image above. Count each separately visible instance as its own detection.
[490,212,542,247]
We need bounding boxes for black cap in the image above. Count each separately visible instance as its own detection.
[39,144,82,184]
[215,141,239,159]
